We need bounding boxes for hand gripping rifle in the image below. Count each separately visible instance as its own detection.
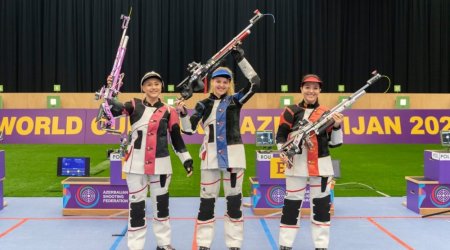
[176,9,275,100]
[95,8,132,134]
[280,71,384,164]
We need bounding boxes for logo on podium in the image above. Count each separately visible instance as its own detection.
[265,185,286,208]
[75,186,100,208]
[431,186,450,208]
[270,157,286,179]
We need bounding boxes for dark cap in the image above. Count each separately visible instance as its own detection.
[140,71,164,86]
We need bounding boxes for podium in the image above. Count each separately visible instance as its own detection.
[0,150,5,210]
[62,153,128,216]
[250,151,334,215]
[406,150,450,215]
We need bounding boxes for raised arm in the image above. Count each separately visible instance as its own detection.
[103,75,134,117]
[104,75,134,117]
[231,46,260,104]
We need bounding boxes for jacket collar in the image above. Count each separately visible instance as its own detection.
[209,93,228,100]
[299,100,320,109]
[143,98,163,108]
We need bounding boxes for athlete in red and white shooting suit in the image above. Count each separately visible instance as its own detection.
[276,74,344,250]
[107,72,193,250]
[175,48,260,250]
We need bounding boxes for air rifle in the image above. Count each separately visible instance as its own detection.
[95,8,132,134]
[177,9,274,100]
[280,71,384,163]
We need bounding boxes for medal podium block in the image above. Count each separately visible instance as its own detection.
[250,150,334,215]
[424,150,450,183]
[405,176,450,215]
[62,153,128,216]
[406,150,450,215]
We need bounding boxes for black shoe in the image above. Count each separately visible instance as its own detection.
[315,248,327,250]
[280,246,292,250]
[229,248,240,250]
[199,247,210,250]
[156,246,175,250]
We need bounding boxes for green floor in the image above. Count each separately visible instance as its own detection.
[0,143,442,197]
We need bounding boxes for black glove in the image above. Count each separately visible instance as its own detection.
[183,159,194,177]
[231,45,245,62]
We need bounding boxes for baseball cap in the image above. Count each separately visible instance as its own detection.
[140,71,164,86]
[301,74,322,87]
[211,68,232,79]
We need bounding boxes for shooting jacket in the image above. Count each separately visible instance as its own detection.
[276,100,343,177]
[110,98,191,175]
[180,81,257,170]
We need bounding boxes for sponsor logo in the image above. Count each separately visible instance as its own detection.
[440,153,450,161]
[257,152,272,161]
[75,186,100,208]
[431,152,450,161]
[430,186,450,208]
[270,157,286,179]
[110,153,122,161]
[265,185,285,208]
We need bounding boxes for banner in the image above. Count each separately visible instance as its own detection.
[0,109,449,144]
[63,183,128,209]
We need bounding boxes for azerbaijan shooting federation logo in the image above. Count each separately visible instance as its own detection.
[265,185,286,208]
[75,186,100,208]
[430,186,450,208]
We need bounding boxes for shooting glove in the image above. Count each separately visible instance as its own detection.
[231,45,245,62]
[183,159,194,177]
